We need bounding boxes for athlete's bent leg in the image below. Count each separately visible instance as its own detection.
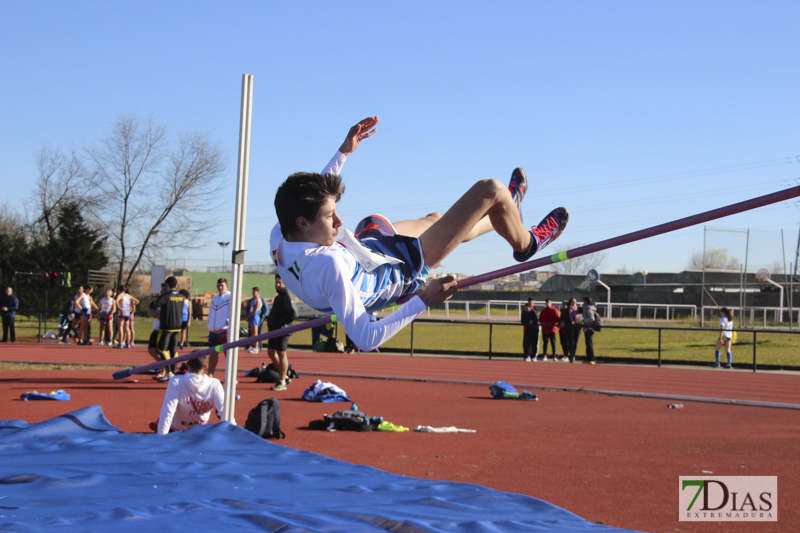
[419,179,530,268]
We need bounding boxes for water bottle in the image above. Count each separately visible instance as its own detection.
[261,362,266,372]
[351,402,358,411]
[668,403,684,409]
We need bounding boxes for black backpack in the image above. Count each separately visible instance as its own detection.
[249,363,299,384]
[244,397,285,439]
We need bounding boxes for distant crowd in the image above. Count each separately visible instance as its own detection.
[520,296,601,364]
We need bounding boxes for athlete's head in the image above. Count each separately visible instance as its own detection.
[275,172,345,242]
[275,274,285,292]
[165,276,178,289]
[216,278,228,294]
[187,355,207,374]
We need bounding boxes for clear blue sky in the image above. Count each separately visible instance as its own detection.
[3,1,799,278]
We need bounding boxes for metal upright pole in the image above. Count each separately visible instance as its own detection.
[743,229,750,325]
[701,227,707,327]
[223,74,254,423]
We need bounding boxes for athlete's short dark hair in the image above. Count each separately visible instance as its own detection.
[165,276,178,289]
[275,172,345,238]
[188,355,207,373]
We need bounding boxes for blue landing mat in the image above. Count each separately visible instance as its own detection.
[0,406,639,532]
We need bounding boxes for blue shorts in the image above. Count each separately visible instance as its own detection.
[248,316,261,328]
[354,215,430,297]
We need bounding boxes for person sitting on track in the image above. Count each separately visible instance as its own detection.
[154,354,224,434]
[270,116,568,352]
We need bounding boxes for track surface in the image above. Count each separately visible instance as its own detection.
[2,341,798,532]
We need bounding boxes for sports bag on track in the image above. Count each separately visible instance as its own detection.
[244,397,285,439]
[490,381,520,399]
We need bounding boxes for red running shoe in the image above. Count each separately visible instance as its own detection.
[507,167,528,218]
[513,207,569,262]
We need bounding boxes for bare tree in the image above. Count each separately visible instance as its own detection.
[88,115,225,287]
[687,248,740,271]
[31,145,91,240]
[547,243,607,275]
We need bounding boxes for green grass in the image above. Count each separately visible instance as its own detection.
[10,315,799,368]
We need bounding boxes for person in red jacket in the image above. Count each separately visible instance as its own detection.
[538,298,560,360]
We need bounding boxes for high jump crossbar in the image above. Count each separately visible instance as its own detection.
[112,185,800,381]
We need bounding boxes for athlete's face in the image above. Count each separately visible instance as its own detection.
[301,197,342,247]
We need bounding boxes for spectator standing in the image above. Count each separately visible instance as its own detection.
[0,286,19,343]
[568,298,582,363]
[115,287,139,349]
[147,284,167,366]
[520,298,539,361]
[266,274,297,391]
[178,289,191,349]
[246,287,263,354]
[257,291,269,350]
[557,300,571,361]
[155,355,224,434]
[712,307,734,369]
[581,297,599,364]
[59,289,82,344]
[98,288,117,345]
[206,278,231,378]
[149,276,185,382]
[539,298,560,360]
[85,286,100,345]
[76,285,93,345]
[129,300,138,347]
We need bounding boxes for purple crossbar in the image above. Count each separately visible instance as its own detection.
[113,185,799,381]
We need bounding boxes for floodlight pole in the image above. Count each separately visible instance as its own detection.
[222,74,254,424]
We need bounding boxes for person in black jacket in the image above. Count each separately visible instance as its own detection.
[266,274,297,391]
[0,287,19,343]
[520,297,539,362]
[149,276,185,382]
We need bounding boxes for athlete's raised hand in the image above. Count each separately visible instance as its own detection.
[339,116,379,155]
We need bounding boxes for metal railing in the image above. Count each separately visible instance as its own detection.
[430,300,698,321]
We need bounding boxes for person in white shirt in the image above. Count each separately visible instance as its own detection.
[156,355,224,434]
[270,116,568,352]
[206,278,231,378]
[115,287,139,349]
[98,288,117,345]
[712,307,735,369]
